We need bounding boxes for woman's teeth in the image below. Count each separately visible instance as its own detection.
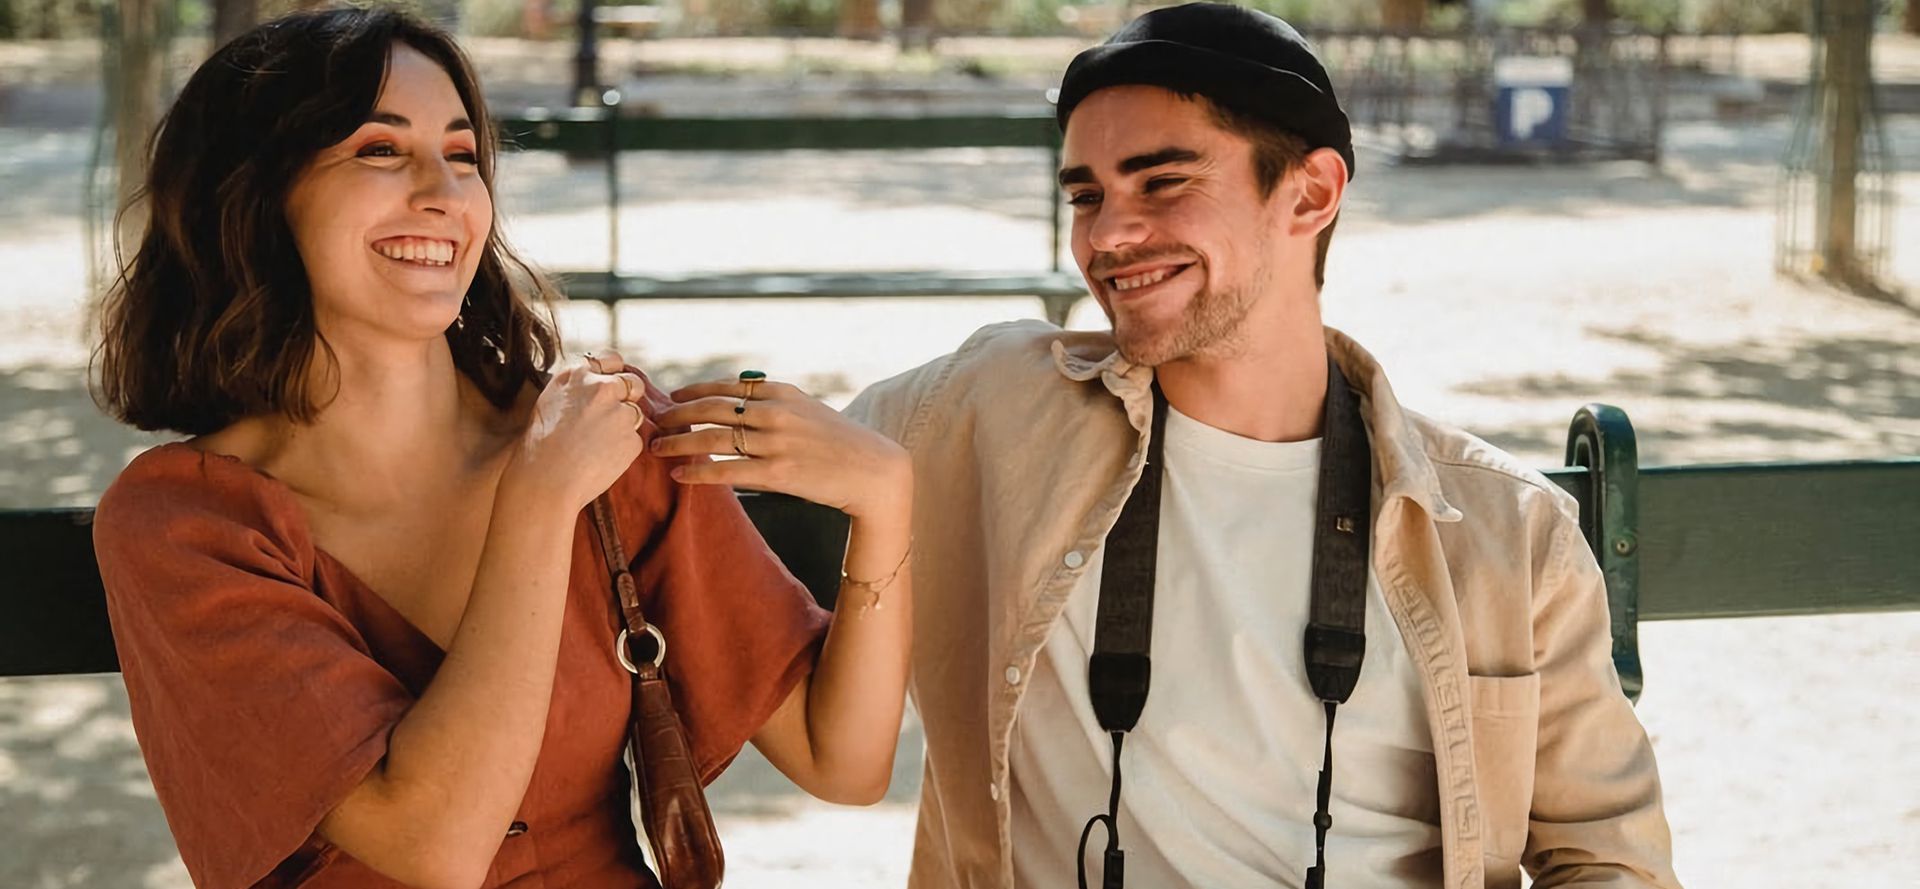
[1110,265,1180,292]
[373,237,455,266]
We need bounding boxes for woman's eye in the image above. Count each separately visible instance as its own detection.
[449,151,479,165]
[357,143,399,158]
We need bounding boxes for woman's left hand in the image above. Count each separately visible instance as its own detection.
[654,376,911,521]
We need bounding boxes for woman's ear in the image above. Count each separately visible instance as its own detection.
[1284,147,1347,239]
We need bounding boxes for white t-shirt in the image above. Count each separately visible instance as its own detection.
[1009,405,1443,889]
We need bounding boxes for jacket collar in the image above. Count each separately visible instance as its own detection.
[1051,327,1462,523]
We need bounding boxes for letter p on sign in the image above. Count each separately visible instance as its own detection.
[1511,87,1556,139]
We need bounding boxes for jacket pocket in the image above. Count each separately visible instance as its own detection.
[1468,672,1540,879]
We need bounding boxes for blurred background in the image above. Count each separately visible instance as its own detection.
[2,0,1916,886]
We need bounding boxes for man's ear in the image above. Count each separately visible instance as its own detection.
[1284,147,1347,239]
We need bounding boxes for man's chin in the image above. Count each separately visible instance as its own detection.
[1112,326,1181,368]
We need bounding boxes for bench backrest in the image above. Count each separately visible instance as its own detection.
[6,406,1916,700]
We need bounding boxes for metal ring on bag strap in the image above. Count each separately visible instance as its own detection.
[614,625,667,673]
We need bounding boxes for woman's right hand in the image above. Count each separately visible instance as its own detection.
[506,350,650,511]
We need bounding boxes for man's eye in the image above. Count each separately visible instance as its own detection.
[1066,192,1102,207]
[1145,176,1187,192]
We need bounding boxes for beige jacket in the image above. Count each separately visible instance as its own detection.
[846,322,1680,889]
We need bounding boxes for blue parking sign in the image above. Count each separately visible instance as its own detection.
[1493,57,1573,146]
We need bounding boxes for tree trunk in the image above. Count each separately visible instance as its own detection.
[840,0,882,40]
[1906,0,1919,37]
[900,0,935,51]
[113,0,170,254]
[211,0,257,48]
[1582,0,1612,24]
[1380,0,1426,31]
[1817,0,1872,284]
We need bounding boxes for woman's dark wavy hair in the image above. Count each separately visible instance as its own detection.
[94,5,561,435]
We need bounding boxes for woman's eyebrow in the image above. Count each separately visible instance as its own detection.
[366,110,475,133]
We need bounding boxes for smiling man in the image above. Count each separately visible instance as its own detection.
[846,4,1682,889]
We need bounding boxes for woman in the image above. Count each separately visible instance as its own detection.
[90,7,913,888]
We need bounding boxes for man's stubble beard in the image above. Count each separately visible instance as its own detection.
[1112,261,1268,368]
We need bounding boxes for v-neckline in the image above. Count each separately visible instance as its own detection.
[311,546,451,657]
[167,441,480,659]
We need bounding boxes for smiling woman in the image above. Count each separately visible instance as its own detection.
[86,7,915,889]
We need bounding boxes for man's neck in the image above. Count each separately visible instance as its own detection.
[1154,320,1328,444]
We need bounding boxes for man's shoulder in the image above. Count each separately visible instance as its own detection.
[1403,410,1581,528]
[955,319,1105,373]
[885,320,1105,401]
[850,320,1110,446]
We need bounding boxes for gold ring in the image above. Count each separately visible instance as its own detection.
[626,400,645,433]
[731,420,748,457]
[621,374,635,402]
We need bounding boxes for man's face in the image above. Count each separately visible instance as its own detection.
[1060,86,1283,367]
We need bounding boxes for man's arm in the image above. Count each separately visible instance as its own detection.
[1523,512,1684,888]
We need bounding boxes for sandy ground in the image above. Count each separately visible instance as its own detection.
[0,52,1917,888]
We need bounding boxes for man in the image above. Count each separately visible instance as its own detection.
[846,4,1681,888]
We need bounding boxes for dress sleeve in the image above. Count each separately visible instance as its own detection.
[611,375,834,783]
[94,450,413,889]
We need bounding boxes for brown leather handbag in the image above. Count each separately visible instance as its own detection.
[589,494,725,889]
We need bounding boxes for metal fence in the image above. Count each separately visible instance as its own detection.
[1306,25,1671,164]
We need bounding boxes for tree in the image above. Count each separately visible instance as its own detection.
[901,0,935,50]
[211,0,256,47]
[1816,0,1873,285]
[111,0,170,249]
[840,0,882,39]
[1381,0,1426,31]
[1582,0,1612,24]
[1906,0,1919,37]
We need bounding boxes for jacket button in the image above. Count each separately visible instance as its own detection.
[1005,665,1022,685]
[505,821,528,837]
[988,783,1001,801]
[1063,550,1086,569]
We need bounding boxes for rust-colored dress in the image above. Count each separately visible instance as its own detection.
[93,429,832,888]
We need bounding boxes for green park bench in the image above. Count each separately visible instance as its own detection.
[3,405,1916,701]
[496,104,1088,342]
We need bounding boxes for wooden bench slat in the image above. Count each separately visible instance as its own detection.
[556,270,1086,302]
[1635,460,1920,620]
[0,494,846,678]
[0,508,116,676]
[8,424,1914,681]
[500,112,1062,153]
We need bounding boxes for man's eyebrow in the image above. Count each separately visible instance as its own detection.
[1119,147,1202,175]
[1058,147,1205,186]
[365,111,475,133]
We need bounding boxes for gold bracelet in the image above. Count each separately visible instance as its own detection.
[841,537,912,617]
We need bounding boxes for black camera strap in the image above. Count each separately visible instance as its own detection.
[1077,358,1373,889]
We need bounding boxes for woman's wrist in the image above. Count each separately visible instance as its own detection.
[842,448,913,523]
[496,457,587,522]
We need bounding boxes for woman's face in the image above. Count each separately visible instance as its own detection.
[284,43,492,348]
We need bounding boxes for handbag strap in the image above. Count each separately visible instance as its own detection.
[589,493,662,677]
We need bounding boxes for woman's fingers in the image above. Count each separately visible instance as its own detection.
[669,377,803,404]
[582,350,627,375]
[668,456,774,489]
[651,426,782,459]
[656,395,777,430]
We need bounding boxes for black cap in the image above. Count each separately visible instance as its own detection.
[1056,2,1355,180]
